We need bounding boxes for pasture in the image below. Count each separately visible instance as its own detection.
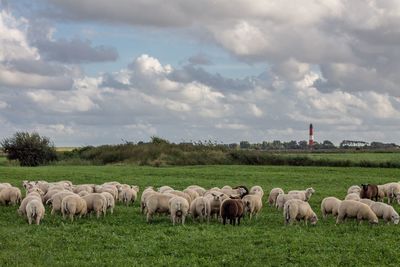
[1,165,400,266]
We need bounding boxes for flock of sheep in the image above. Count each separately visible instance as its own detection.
[0,180,400,226]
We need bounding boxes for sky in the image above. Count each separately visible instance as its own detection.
[1,0,400,146]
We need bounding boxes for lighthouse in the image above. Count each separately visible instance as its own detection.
[309,124,314,147]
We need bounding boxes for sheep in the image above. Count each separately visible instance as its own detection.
[101,192,115,214]
[118,186,139,206]
[369,202,399,225]
[360,184,379,201]
[220,187,247,199]
[78,191,89,197]
[249,186,264,197]
[166,190,191,205]
[168,196,189,225]
[145,193,176,223]
[288,187,315,202]
[25,199,45,225]
[189,197,208,222]
[158,186,174,193]
[284,199,318,226]
[377,185,386,202]
[336,200,378,225]
[0,182,12,191]
[275,193,302,209]
[321,197,342,219]
[204,191,229,221]
[220,198,244,226]
[0,186,22,205]
[61,195,87,222]
[182,188,199,202]
[345,193,361,201]
[73,184,95,194]
[46,191,75,215]
[359,199,374,206]
[186,185,206,196]
[26,187,45,201]
[386,183,400,204]
[268,188,284,206]
[95,185,118,200]
[141,187,157,214]
[18,193,42,216]
[43,189,63,203]
[242,194,262,220]
[347,185,361,195]
[221,185,232,190]
[82,193,107,218]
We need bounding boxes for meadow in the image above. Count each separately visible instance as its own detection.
[1,164,400,266]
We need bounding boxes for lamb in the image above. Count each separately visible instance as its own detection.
[189,197,208,222]
[18,192,42,216]
[186,185,206,196]
[61,195,87,222]
[275,193,302,209]
[204,191,229,221]
[242,194,262,220]
[82,193,107,218]
[321,197,342,219]
[288,187,315,202]
[336,200,378,224]
[118,186,139,206]
[345,193,361,201]
[220,198,244,225]
[268,188,284,206]
[46,191,75,215]
[25,199,45,225]
[360,184,379,201]
[141,187,157,214]
[158,186,174,193]
[284,199,318,226]
[182,188,199,202]
[168,196,189,225]
[0,186,22,205]
[101,192,115,214]
[347,185,361,195]
[386,183,400,204]
[249,186,264,197]
[145,193,176,223]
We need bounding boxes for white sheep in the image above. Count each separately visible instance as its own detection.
[321,197,342,219]
[359,200,399,224]
[145,193,176,223]
[47,191,75,215]
[249,185,264,197]
[336,200,378,224]
[288,187,315,202]
[182,188,200,202]
[221,185,232,190]
[141,187,157,214]
[345,193,361,201]
[118,186,139,206]
[25,199,45,225]
[82,193,107,218]
[347,185,361,195]
[166,190,192,206]
[186,185,206,196]
[158,186,174,193]
[101,192,115,214]
[377,185,386,202]
[61,195,87,222]
[0,186,22,205]
[95,185,118,200]
[189,196,208,222]
[242,194,262,220]
[204,191,229,221]
[18,193,42,216]
[283,199,318,226]
[73,184,95,194]
[386,183,400,204]
[168,196,189,225]
[275,193,302,209]
[268,188,284,206]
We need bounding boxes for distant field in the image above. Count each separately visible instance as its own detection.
[283,152,400,163]
[56,147,77,152]
[0,165,400,266]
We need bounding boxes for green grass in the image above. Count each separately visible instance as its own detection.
[1,165,400,266]
[284,152,400,163]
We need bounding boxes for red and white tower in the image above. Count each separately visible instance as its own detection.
[309,123,314,147]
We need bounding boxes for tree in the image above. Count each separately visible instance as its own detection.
[239,141,251,149]
[1,132,57,166]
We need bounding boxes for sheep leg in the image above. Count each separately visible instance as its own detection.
[69,214,74,222]
[182,216,186,225]
[35,216,41,225]
[28,216,32,225]
[96,210,101,219]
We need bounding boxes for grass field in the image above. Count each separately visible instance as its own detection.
[284,152,400,163]
[1,165,400,266]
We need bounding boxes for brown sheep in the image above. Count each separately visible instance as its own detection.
[220,198,244,226]
[360,184,379,201]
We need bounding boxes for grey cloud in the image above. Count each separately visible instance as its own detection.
[187,53,213,66]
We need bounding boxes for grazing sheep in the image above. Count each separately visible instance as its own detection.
[141,187,157,214]
[242,194,262,220]
[386,183,400,204]
[204,191,229,221]
[336,200,378,225]
[95,185,118,200]
[43,189,63,203]
[118,186,139,206]
[275,193,302,209]
[220,198,244,226]
[166,190,192,205]
[360,184,379,201]
[377,185,386,202]
[101,192,115,214]
[321,197,342,219]
[249,186,264,197]
[369,202,399,224]
[158,186,174,193]
[61,195,87,222]
[189,197,208,222]
[288,188,315,202]
[145,193,176,223]
[0,186,22,205]
[345,193,361,201]
[25,199,45,225]
[18,193,42,216]
[220,186,248,199]
[47,191,75,215]
[359,199,374,206]
[0,183,12,191]
[347,185,361,195]
[268,188,284,206]
[82,193,107,218]
[168,196,189,225]
[73,184,94,194]
[183,189,199,202]
[186,185,206,196]
[284,199,318,226]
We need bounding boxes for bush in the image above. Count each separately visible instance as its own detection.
[1,132,57,166]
